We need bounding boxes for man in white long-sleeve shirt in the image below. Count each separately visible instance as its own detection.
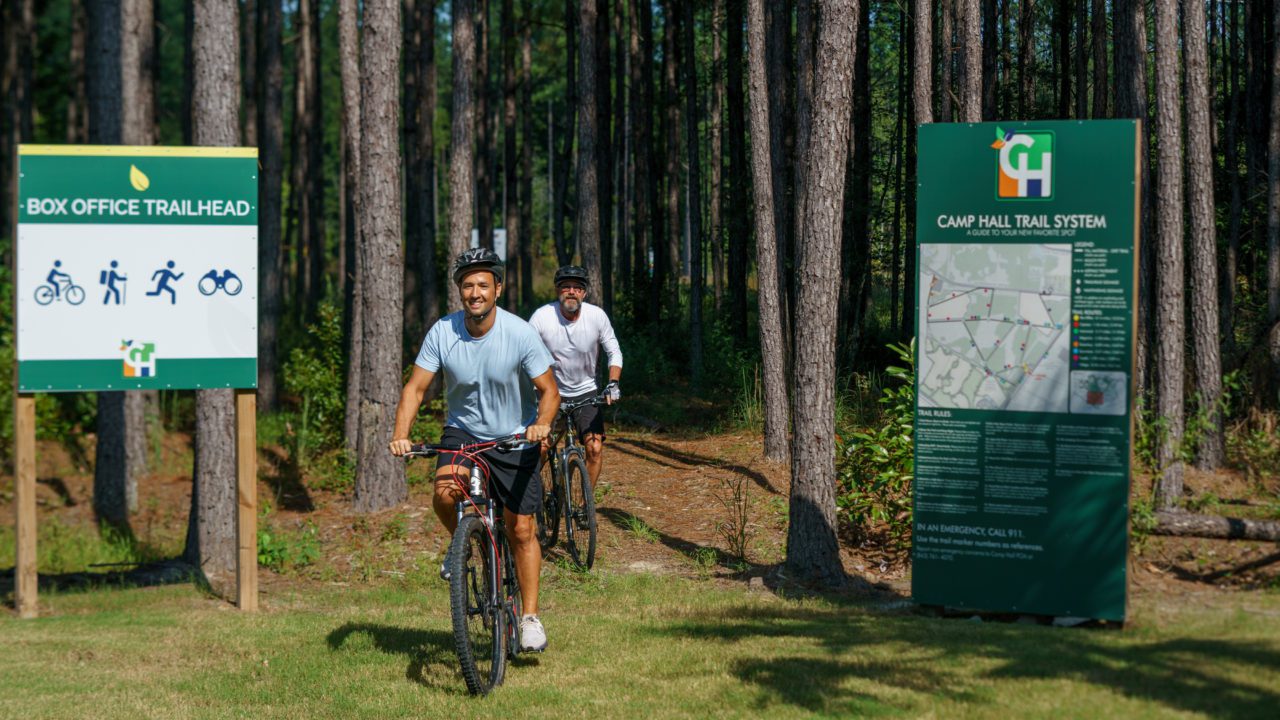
[528,266,623,488]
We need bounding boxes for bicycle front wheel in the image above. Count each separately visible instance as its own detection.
[448,514,506,695]
[563,454,597,570]
[65,285,85,305]
[534,455,561,550]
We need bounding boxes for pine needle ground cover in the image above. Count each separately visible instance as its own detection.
[4,570,1279,719]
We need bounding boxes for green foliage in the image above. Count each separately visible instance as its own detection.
[1228,410,1280,491]
[282,303,348,463]
[715,475,753,562]
[620,514,660,543]
[306,449,357,493]
[836,340,915,549]
[1129,496,1158,553]
[727,364,764,431]
[257,517,322,574]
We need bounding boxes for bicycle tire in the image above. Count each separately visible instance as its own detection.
[448,514,505,695]
[34,286,54,306]
[65,285,85,305]
[502,536,523,661]
[534,456,561,550]
[562,454,597,570]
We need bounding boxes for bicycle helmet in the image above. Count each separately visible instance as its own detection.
[554,265,590,287]
[452,247,505,284]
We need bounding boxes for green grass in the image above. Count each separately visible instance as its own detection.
[4,571,1280,719]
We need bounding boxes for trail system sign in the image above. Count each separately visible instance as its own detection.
[16,145,258,391]
[912,121,1139,622]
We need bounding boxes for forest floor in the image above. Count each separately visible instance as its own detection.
[3,419,1280,717]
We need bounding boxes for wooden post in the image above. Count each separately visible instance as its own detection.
[235,388,258,611]
[14,393,37,618]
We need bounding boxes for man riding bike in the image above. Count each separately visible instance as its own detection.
[527,265,623,490]
[389,248,560,653]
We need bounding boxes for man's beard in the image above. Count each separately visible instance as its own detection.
[559,297,581,315]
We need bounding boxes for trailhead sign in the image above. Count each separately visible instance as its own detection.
[912,121,1139,621]
[15,145,258,392]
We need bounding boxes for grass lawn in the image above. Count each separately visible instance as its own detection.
[4,568,1280,719]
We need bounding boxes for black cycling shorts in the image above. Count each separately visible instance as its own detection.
[434,426,543,516]
[560,391,606,440]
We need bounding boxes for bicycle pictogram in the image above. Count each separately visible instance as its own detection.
[35,261,85,306]
[198,269,243,296]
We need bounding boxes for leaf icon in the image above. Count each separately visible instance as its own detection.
[130,164,150,192]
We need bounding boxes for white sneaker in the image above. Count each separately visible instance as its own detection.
[519,614,547,652]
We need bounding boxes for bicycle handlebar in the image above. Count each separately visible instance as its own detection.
[404,434,532,458]
[559,392,611,415]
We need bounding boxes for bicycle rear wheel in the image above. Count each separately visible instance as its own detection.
[448,514,506,695]
[534,455,561,550]
[562,455,597,570]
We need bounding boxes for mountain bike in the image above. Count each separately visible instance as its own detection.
[534,393,605,570]
[404,435,533,696]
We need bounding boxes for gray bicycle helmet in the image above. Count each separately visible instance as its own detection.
[554,265,589,287]
[452,247,505,284]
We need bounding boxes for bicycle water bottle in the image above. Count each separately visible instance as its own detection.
[469,464,483,497]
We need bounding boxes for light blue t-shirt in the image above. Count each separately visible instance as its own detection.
[415,307,553,441]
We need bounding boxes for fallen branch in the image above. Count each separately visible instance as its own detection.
[1152,511,1280,541]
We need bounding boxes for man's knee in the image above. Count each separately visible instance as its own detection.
[506,513,537,545]
[584,434,604,458]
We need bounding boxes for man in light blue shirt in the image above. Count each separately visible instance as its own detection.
[389,248,559,653]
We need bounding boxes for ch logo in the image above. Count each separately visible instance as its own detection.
[992,127,1054,199]
[121,340,157,378]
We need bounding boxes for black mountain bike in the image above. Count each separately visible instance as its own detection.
[404,435,533,696]
[534,393,605,570]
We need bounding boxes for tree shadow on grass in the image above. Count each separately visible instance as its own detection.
[37,476,76,507]
[326,622,463,691]
[611,437,781,495]
[655,603,1280,718]
[1,559,197,606]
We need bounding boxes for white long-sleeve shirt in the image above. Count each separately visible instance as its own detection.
[528,301,623,396]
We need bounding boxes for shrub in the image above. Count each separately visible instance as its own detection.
[282,303,347,462]
[258,518,321,573]
[836,340,915,549]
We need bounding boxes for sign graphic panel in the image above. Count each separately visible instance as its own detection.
[913,121,1138,621]
[16,145,258,391]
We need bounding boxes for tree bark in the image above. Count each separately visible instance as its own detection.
[578,0,603,294]
[981,0,996,120]
[67,0,88,143]
[596,0,614,313]
[1114,0,1152,400]
[1153,512,1280,542]
[449,0,478,312]
[418,2,440,329]
[1269,0,1280,397]
[503,0,519,310]
[909,0,931,339]
[476,0,493,251]
[258,0,284,412]
[787,0,857,587]
[403,0,423,340]
[957,0,980,122]
[726,0,749,342]
[305,0,325,320]
[1184,0,1224,469]
[187,0,241,594]
[683,0,705,388]
[840,0,873,361]
[765,0,791,349]
[661,0,680,299]
[1018,0,1033,118]
[710,0,725,314]
[940,0,953,122]
[241,0,257,146]
[1153,0,1185,509]
[553,0,577,268]
[1090,0,1106,117]
[630,0,654,320]
[748,0,790,464]
[1221,0,1242,364]
[339,0,364,451]
[354,0,408,512]
[1055,0,1070,117]
[1073,0,1086,118]
[520,0,534,310]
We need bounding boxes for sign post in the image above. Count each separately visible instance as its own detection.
[912,121,1140,622]
[13,145,259,616]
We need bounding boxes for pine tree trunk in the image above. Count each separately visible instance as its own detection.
[1090,0,1107,117]
[1184,0,1224,469]
[840,0,873,361]
[403,0,423,338]
[613,0,629,303]
[661,0,680,298]
[519,0,534,310]
[1018,0,1034,117]
[1153,0,1185,508]
[1073,0,1086,118]
[476,0,493,251]
[981,0,996,120]
[578,0,603,293]
[794,0,815,271]
[726,0,749,342]
[1269,0,1280,397]
[629,0,654,320]
[1056,0,1070,117]
[187,0,241,594]
[241,0,257,146]
[710,0,725,315]
[418,1,440,328]
[305,0,325,320]
[354,0,407,512]
[747,0,790,464]
[787,0,857,587]
[553,0,577,268]
[957,0,980,122]
[1221,0,1242,364]
[1114,0,1152,400]
[909,0,931,339]
[940,0,953,122]
[682,0,704,388]
[502,0,519,310]
[765,0,791,349]
[258,0,284,412]
[596,0,614,313]
[449,0,478,312]
[339,0,363,451]
[67,0,88,143]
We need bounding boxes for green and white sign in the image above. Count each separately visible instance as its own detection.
[912,121,1139,621]
[16,145,258,392]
